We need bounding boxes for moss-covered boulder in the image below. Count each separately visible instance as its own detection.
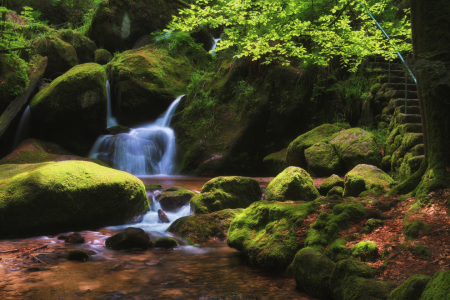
[30,63,107,155]
[190,176,261,214]
[343,164,395,197]
[157,186,195,212]
[105,227,152,250]
[341,277,396,300]
[327,186,344,198]
[0,53,29,114]
[304,141,344,177]
[94,49,113,65]
[418,270,450,300]
[30,36,78,79]
[266,167,319,201]
[154,237,179,248]
[320,174,345,195]
[59,29,97,63]
[0,138,109,167]
[262,148,288,176]
[0,161,149,238]
[106,45,204,127]
[387,274,430,300]
[167,208,242,243]
[351,241,379,261]
[361,219,385,234]
[329,258,375,300]
[227,200,319,269]
[291,247,335,299]
[286,123,349,168]
[86,0,181,53]
[330,128,382,170]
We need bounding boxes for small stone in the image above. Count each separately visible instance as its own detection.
[65,232,85,244]
[154,237,179,248]
[158,209,170,223]
[67,250,90,261]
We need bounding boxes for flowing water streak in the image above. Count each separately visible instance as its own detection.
[89,95,184,176]
[210,37,221,55]
[12,105,31,150]
[106,80,118,128]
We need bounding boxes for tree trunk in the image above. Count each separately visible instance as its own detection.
[410,0,450,198]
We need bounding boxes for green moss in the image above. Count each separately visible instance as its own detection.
[0,161,149,238]
[266,166,320,201]
[262,148,288,176]
[404,218,430,238]
[154,237,179,248]
[329,258,375,300]
[327,186,344,198]
[305,202,366,248]
[167,208,242,243]
[419,271,450,300]
[304,142,344,177]
[325,238,349,261]
[191,176,261,214]
[387,274,430,300]
[320,174,345,195]
[144,184,163,190]
[94,49,113,65]
[342,276,395,300]
[67,250,90,261]
[351,241,378,261]
[291,247,335,299]
[360,219,385,234]
[0,53,29,113]
[343,164,396,197]
[286,123,350,167]
[59,29,97,63]
[227,200,319,269]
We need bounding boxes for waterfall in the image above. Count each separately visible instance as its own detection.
[12,105,31,150]
[210,37,221,55]
[106,80,118,128]
[89,95,184,176]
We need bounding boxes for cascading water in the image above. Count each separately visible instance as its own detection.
[106,80,119,128]
[89,94,184,176]
[210,37,221,55]
[12,105,31,150]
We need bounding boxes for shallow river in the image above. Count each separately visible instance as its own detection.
[0,177,317,300]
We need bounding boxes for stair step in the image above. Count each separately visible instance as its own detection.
[385,90,418,99]
[401,123,423,134]
[378,76,415,84]
[388,83,417,91]
[389,98,420,109]
[397,114,422,124]
[411,144,425,156]
[392,106,421,115]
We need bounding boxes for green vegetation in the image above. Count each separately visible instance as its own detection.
[351,240,378,261]
[154,237,179,248]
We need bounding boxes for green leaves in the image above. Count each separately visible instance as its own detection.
[170,0,412,70]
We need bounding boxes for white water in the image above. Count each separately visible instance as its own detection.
[210,37,221,55]
[106,80,119,128]
[107,191,192,234]
[12,105,31,150]
[89,95,184,176]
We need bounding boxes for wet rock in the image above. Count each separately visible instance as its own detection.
[67,250,90,261]
[57,235,67,240]
[154,237,179,248]
[144,260,163,267]
[266,166,319,201]
[105,227,151,250]
[65,232,85,244]
[103,125,130,135]
[191,176,262,214]
[58,29,97,63]
[343,164,395,197]
[158,209,170,223]
[157,186,195,212]
[292,247,335,299]
[144,184,163,190]
[320,174,345,195]
[94,49,113,65]
[0,161,148,239]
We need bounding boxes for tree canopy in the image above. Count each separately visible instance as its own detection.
[170,0,412,70]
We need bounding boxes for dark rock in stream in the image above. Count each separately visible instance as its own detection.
[105,227,152,250]
[158,209,170,223]
[154,237,178,248]
[157,186,195,212]
[67,250,90,261]
[65,232,85,244]
[200,292,259,300]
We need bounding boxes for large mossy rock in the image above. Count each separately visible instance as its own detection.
[291,247,335,299]
[419,270,450,300]
[341,277,396,300]
[305,141,344,177]
[262,148,288,176]
[227,200,319,269]
[167,208,243,243]
[0,161,149,238]
[105,227,151,250]
[190,176,261,214]
[387,274,430,300]
[30,36,78,79]
[330,128,382,170]
[59,29,97,63]
[30,63,107,155]
[266,166,319,202]
[157,186,195,212]
[0,138,108,167]
[86,0,181,53]
[286,123,349,168]
[107,45,207,127]
[343,164,396,197]
[329,259,375,300]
